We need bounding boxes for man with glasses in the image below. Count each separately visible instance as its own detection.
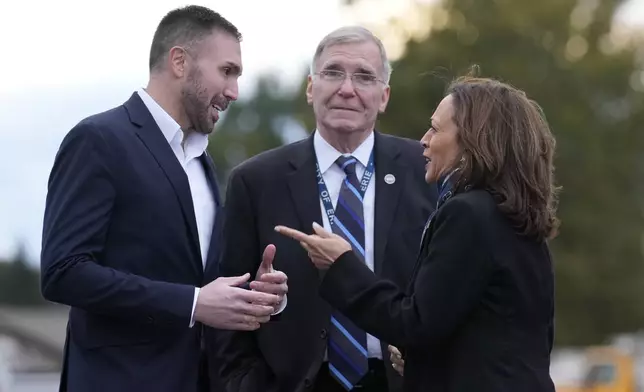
[210,26,438,392]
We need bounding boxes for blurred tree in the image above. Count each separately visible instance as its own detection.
[0,243,45,306]
[323,0,644,346]
[207,74,308,194]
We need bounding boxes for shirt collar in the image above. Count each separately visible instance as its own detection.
[439,168,459,190]
[313,130,374,174]
[137,88,209,157]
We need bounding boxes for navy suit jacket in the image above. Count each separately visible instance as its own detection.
[40,92,223,392]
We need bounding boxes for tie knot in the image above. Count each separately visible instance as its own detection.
[335,155,358,176]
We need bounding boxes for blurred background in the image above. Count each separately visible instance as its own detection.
[1,0,643,390]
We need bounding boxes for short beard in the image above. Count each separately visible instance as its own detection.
[181,66,212,134]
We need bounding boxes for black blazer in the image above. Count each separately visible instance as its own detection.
[208,131,438,392]
[319,189,556,392]
[40,92,224,392]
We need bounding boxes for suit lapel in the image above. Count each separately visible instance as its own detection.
[287,134,324,235]
[287,134,326,280]
[373,132,404,275]
[200,152,223,278]
[124,93,202,266]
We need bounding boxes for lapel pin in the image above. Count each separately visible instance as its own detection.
[384,174,396,184]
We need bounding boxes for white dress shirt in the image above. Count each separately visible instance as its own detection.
[137,88,285,327]
[314,130,382,360]
[138,88,213,327]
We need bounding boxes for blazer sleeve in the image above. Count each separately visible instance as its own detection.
[40,122,195,327]
[212,168,278,392]
[319,197,495,350]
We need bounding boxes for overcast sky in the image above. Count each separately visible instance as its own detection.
[0,0,642,264]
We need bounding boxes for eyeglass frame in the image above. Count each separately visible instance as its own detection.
[313,69,387,88]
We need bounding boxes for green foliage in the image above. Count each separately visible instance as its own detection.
[208,75,307,190]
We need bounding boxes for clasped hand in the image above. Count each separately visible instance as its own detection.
[195,244,288,331]
[388,345,404,376]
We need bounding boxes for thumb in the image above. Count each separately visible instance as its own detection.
[217,273,251,287]
[312,222,332,238]
[261,244,276,270]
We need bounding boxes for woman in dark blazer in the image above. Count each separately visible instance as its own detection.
[276,76,560,392]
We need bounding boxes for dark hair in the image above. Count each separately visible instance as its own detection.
[149,5,242,71]
[447,75,560,241]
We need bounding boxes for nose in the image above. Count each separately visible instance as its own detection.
[224,80,239,102]
[337,76,356,97]
[420,129,432,148]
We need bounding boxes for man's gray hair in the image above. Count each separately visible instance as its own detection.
[310,26,392,84]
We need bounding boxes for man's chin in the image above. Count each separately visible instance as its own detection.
[199,120,216,135]
[325,119,363,133]
[190,126,214,136]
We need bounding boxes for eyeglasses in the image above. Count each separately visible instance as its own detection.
[314,69,386,88]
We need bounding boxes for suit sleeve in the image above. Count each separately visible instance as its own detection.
[40,122,194,326]
[319,198,494,350]
[211,169,278,392]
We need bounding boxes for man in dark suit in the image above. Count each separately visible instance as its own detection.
[212,26,437,392]
[40,6,287,392]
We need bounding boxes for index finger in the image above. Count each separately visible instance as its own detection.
[275,225,310,243]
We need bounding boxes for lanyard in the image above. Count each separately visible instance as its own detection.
[316,151,375,227]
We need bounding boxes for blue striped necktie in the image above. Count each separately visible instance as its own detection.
[327,155,369,390]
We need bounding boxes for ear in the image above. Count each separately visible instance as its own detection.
[306,74,314,105]
[378,84,391,113]
[168,46,188,78]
